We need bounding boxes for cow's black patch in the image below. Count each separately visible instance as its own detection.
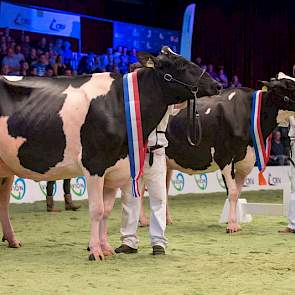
[1,75,92,173]
[80,78,129,176]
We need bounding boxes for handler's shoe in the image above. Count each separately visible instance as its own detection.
[278,227,295,233]
[64,194,81,211]
[115,244,138,254]
[152,245,165,256]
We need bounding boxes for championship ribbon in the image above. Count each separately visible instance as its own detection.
[250,90,272,185]
[123,72,146,197]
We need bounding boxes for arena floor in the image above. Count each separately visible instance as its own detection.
[1,191,295,295]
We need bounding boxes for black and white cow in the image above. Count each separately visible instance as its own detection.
[165,73,295,233]
[0,47,221,260]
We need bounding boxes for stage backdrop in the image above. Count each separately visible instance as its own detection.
[10,166,289,204]
[113,21,180,53]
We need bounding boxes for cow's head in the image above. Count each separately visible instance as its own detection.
[260,72,295,111]
[137,46,221,104]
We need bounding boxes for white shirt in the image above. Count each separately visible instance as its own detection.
[148,105,174,148]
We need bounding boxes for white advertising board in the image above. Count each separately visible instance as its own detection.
[9,166,289,204]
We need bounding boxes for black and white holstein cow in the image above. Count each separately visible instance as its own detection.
[0,47,221,260]
[165,72,295,233]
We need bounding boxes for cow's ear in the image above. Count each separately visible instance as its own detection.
[137,52,159,68]
[161,46,179,56]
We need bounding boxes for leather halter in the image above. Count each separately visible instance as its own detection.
[162,68,206,146]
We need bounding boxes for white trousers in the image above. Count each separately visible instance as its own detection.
[288,140,295,229]
[120,150,167,249]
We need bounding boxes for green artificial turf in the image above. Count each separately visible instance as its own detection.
[1,190,295,295]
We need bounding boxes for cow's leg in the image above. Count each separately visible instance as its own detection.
[85,174,105,261]
[99,187,117,256]
[166,168,173,225]
[0,176,21,248]
[139,184,149,227]
[235,147,256,195]
[234,147,256,218]
[222,165,240,233]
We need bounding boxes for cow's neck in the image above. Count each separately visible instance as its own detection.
[260,91,279,140]
[137,69,171,142]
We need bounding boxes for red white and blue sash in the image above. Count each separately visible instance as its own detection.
[250,90,272,184]
[123,72,146,197]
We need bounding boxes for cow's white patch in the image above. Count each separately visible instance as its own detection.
[104,157,130,188]
[3,76,23,82]
[80,73,114,101]
[0,116,27,176]
[228,92,236,101]
[277,72,295,82]
[205,108,211,114]
[235,146,256,177]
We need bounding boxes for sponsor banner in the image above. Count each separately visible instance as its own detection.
[9,166,289,203]
[10,177,88,203]
[168,166,290,195]
[0,2,81,39]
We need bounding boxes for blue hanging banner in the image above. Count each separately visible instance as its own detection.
[180,3,196,60]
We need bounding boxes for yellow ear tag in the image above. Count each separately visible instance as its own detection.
[262,86,268,92]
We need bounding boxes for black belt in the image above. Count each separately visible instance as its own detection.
[147,145,164,166]
[147,144,164,153]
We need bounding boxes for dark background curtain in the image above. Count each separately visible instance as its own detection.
[193,0,295,87]
[81,18,113,54]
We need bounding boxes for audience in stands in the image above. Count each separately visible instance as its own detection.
[216,66,229,88]
[2,47,20,75]
[53,55,66,76]
[230,75,242,88]
[207,64,218,80]
[195,56,202,67]
[269,130,289,166]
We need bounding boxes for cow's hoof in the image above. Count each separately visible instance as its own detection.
[139,216,149,227]
[226,225,241,234]
[88,253,104,261]
[89,254,96,261]
[87,246,90,252]
[166,216,173,225]
[102,248,115,256]
[8,241,22,248]
[2,236,22,248]
[101,243,115,256]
